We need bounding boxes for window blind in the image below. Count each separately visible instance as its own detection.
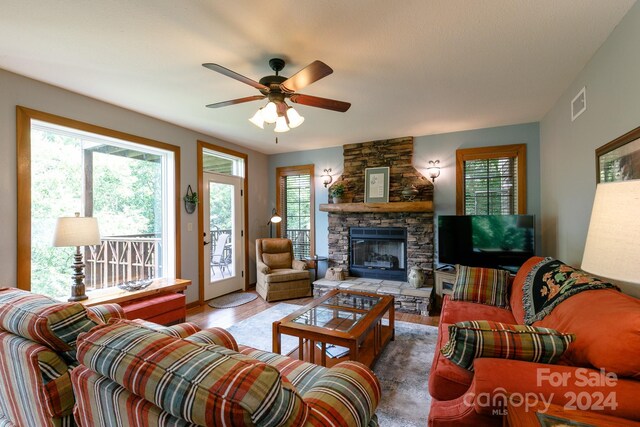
[282,174,311,259]
[464,156,517,215]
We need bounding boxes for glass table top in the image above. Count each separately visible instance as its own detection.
[291,291,382,332]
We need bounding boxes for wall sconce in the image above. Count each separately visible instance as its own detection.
[321,168,333,188]
[427,160,441,183]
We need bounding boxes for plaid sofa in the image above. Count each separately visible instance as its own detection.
[71,319,381,426]
[0,287,125,426]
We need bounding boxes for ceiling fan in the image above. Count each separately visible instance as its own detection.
[202,58,351,133]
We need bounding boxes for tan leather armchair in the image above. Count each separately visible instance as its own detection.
[255,238,312,302]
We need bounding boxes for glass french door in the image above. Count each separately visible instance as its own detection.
[203,172,244,300]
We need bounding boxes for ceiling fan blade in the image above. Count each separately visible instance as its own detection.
[205,95,265,108]
[290,94,351,112]
[202,63,269,91]
[280,60,333,93]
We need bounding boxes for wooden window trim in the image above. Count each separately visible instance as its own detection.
[196,140,249,305]
[16,106,181,291]
[275,164,315,257]
[456,144,527,215]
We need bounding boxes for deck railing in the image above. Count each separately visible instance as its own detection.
[85,234,161,289]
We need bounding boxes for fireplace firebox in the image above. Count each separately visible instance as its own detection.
[350,227,407,281]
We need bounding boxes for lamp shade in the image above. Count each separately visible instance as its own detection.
[269,208,282,224]
[262,102,278,124]
[581,180,640,284]
[248,109,265,129]
[52,214,101,247]
[274,115,290,133]
[286,107,305,128]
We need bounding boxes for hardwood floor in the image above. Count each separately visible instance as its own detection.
[186,290,440,329]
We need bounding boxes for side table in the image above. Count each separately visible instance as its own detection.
[304,255,328,281]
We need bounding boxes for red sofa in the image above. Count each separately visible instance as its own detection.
[428,256,640,426]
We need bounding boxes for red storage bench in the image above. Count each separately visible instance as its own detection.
[121,292,186,325]
[79,279,192,327]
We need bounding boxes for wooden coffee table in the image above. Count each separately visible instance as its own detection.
[272,289,394,368]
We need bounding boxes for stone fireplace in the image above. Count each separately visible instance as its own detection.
[323,136,435,287]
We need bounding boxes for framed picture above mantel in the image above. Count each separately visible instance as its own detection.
[364,167,390,203]
[596,125,640,183]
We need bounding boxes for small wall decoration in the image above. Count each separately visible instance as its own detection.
[365,166,389,203]
[596,125,640,183]
[183,185,198,214]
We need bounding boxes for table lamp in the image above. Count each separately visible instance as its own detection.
[581,180,640,288]
[52,212,101,301]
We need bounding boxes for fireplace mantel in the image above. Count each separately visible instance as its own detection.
[319,201,433,213]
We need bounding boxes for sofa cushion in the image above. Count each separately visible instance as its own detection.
[130,318,200,338]
[239,345,327,395]
[76,319,307,426]
[71,365,194,427]
[535,288,640,378]
[0,288,99,355]
[265,269,310,283]
[85,303,125,324]
[451,265,511,308]
[441,320,575,371]
[262,252,292,269]
[186,327,239,351]
[522,257,618,324]
[440,295,516,325]
[0,331,76,424]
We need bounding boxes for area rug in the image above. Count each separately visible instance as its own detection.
[227,303,436,426]
[208,292,257,308]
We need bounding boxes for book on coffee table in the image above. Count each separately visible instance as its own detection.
[316,342,350,358]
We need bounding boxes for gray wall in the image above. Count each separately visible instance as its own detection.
[540,2,640,296]
[269,122,541,267]
[0,68,269,303]
[268,146,343,278]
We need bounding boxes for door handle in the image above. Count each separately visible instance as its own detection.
[204,241,210,246]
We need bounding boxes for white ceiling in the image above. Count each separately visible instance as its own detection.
[0,1,635,154]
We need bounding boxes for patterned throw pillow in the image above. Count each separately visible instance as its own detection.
[451,265,511,308]
[0,288,100,354]
[441,320,575,371]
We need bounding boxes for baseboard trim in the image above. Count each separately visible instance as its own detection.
[186,301,201,310]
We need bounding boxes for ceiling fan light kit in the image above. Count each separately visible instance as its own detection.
[204,58,350,135]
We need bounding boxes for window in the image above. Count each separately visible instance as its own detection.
[276,165,315,259]
[203,149,245,177]
[17,107,180,298]
[456,144,526,215]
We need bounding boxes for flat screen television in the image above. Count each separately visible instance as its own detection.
[437,215,535,271]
